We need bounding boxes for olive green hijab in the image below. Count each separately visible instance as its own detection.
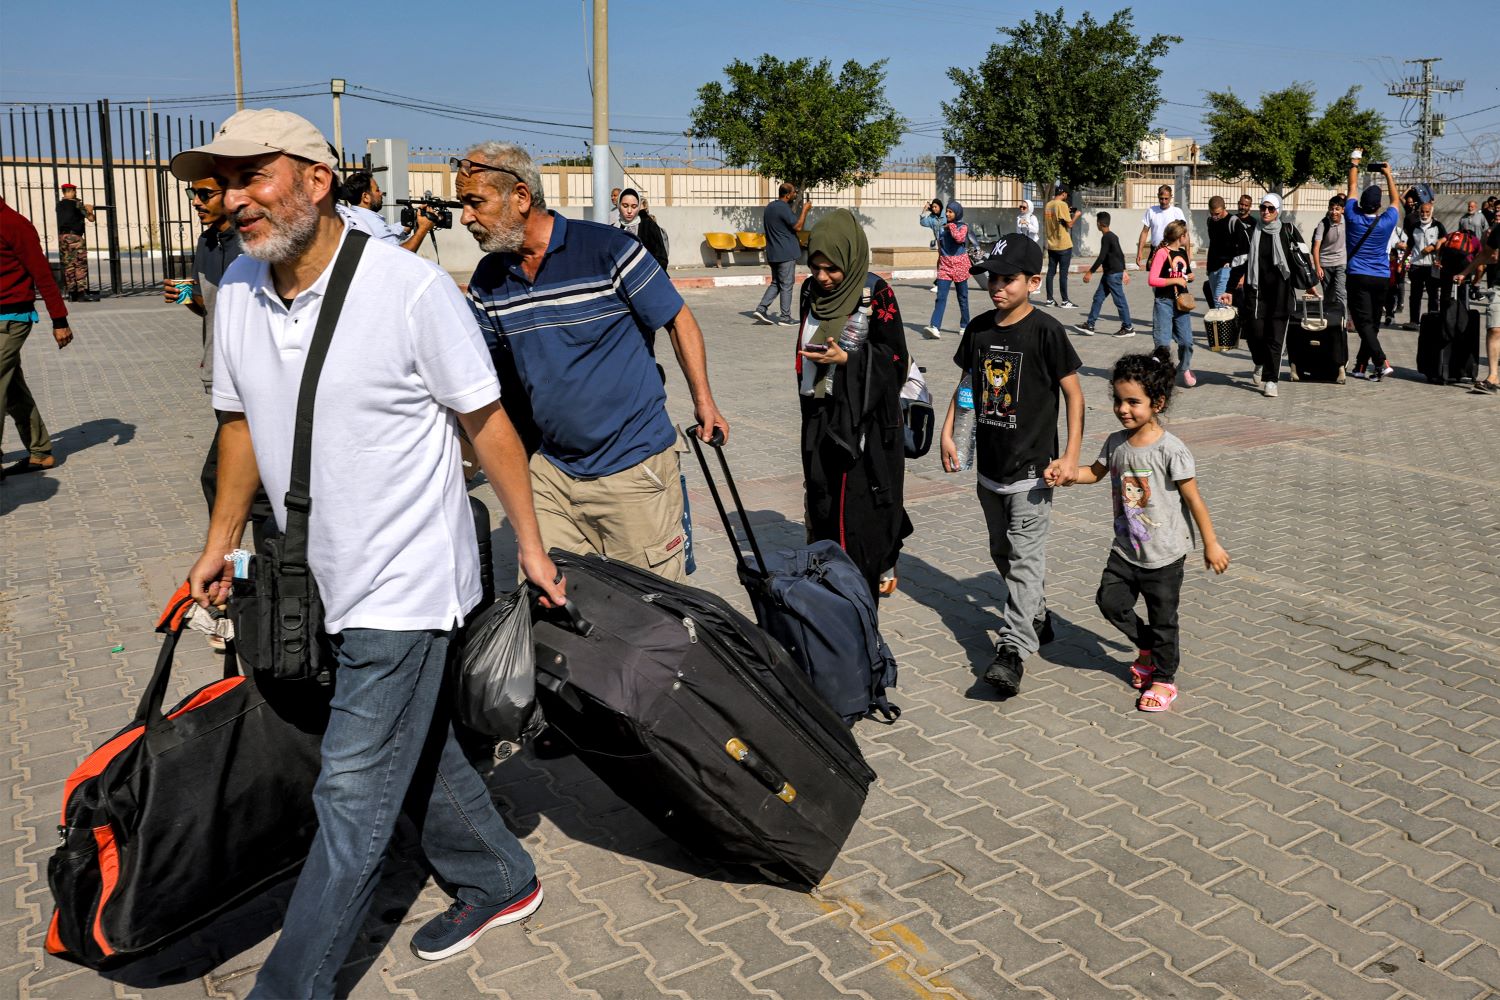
[807,209,870,323]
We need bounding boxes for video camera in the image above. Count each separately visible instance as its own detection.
[396,191,460,231]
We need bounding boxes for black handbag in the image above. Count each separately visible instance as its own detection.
[47,586,328,969]
[1287,226,1318,290]
[229,230,369,684]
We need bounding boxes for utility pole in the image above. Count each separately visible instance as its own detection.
[230,0,245,111]
[331,79,346,167]
[590,0,609,224]
[1388,57,1464,183]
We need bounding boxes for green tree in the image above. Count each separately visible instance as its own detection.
[1203,84,1385,195]
[942,8,1178,192]
[690,54,905,197]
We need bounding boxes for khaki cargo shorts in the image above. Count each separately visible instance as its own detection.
[528,437,688,582]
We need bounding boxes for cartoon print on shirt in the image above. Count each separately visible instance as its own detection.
[979,348,1021,429]
[1114,468,1157,557]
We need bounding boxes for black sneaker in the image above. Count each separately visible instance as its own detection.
[1075,321,1096,336]
[1034,611,1055,646]
[753,309,773,325]
[411,878,544,961]
[983,645,1024,697]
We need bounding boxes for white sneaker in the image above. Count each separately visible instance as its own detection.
[1262,381,1278,397]
[924,325,942,339]
[929,285,938,293]
[1251,366,1262,386]
[1381,363,1394,376]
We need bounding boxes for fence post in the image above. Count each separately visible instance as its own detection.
[664,166,673,207]
[96,100,123,296]
[936,156,955,206]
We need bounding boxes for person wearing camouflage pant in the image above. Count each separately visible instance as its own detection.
[55,183,94,300]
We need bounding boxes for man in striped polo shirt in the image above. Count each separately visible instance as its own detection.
[459,142,729,582]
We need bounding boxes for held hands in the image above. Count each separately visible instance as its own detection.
[798,337,848,366]
[1203,542,1230,575]
[1043,457,1077,488]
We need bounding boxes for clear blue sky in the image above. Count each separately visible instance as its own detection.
[2,0,1495,170]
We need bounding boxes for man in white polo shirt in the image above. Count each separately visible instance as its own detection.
[1136,183,1190,268]
[176,109,567,996]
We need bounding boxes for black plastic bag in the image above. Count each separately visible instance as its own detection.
[454,587,543,750]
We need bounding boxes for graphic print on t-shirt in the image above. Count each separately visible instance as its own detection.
[979,348,1022,429]
[1113,466,1157,559]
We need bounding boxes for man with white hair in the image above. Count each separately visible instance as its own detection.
[457,141,729,584]
[174,109,567,994]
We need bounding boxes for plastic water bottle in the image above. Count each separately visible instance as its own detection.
[838,285,873,353]
[953,375,977,472]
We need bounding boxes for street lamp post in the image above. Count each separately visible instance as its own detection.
[591,0,609,224]
[331,78,346,166]
[230,0,244,111]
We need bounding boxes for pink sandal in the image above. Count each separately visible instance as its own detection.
[1129,651,1154,690]
[1137,682,1178,713]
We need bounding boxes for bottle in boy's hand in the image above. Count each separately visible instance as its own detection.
[951,375,977,472]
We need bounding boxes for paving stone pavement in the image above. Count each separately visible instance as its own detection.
[2,277,1498,1000]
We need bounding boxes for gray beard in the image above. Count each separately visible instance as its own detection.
[470,220,524,254]
[236,196,320,264]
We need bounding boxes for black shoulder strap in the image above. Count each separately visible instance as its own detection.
[1346,213,1380,262]
[281,229,370,571]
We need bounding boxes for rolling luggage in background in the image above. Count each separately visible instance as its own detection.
[530,551,874,886]
[688,429,900,724]
[47,587,328,969]
[1417,290,1481,385]
[1287,296,1347,383]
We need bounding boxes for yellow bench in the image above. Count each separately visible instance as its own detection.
[704,232,737,267]
[736,231,767,262]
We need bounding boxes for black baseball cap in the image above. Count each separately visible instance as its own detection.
[970,233,1044,277]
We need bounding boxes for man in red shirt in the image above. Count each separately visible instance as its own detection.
[0,198,72,476]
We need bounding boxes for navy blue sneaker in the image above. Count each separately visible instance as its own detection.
[411,878,543,961]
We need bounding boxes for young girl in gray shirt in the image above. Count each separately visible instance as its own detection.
[1069,347,1230,712]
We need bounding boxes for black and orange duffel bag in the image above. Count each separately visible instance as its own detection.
[46,585,329,969]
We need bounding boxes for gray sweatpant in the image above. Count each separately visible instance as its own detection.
[977,485,1052,655]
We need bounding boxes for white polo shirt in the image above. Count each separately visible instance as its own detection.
[212,225,500,632]
[1142,203,1187,247]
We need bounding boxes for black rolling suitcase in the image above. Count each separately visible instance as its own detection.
[531,550,875,887]
[1287,296,1347,383]
[1416,291,1481,385]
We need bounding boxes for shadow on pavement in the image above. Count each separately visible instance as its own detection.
[0,472,59,514]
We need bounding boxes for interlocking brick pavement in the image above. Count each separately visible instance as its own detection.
[2,277,1498,999]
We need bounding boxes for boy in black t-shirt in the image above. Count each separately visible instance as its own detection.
[941,235,1085,696]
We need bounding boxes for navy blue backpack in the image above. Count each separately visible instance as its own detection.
[689,430,900,725]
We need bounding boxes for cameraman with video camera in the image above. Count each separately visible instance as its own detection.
[338,169,437,253]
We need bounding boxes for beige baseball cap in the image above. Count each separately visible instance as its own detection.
[169,108,337,181]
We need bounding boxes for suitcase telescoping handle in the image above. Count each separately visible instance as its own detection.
[685,425,769,580]
[527,583,594,637]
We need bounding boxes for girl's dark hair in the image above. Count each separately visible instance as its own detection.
[619,187,640,202]
[1111,346,1176,412]
[929,199,944,212]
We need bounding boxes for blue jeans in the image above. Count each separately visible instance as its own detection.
[1152,296,1195,372]
[930,278,969,330]
[1046,249,1072,302]
[251,628,535,999]
[1209,266,1232,302]
[757,260,796,321]
[1086,272,1133,329]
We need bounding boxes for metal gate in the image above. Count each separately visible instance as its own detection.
[0,101,217,295]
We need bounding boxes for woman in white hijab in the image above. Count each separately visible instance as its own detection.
[1016,199,1040,244]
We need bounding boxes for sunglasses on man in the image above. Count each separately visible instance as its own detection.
[186,186,221,202]
[449,157,526,184]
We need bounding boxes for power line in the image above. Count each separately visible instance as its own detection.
[1388,57,1464,183]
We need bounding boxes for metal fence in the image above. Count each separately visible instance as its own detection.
[0,101,222,294]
